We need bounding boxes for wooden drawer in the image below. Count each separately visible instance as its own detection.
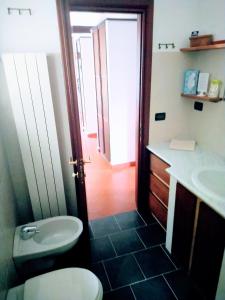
[150,153,170,185]
[149,192,167,228]
[149,174,169,207]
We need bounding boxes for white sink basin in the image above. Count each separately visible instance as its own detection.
[14,216,83,265]
[192,167,225,202]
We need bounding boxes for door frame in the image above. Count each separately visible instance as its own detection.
[56,0,154,231]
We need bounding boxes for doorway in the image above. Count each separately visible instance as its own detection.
[56,0,153,232]
[70,12,139,220]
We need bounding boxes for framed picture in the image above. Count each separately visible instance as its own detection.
[183,69,200,95]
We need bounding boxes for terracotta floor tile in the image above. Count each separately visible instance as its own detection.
[82,134,136,220]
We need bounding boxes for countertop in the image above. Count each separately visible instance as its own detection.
[147,142,225,218]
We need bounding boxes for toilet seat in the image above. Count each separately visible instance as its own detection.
[25,268,103,300]
[7,268,103,300]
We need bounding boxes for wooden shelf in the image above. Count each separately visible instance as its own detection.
[180,43,225,52]
[181,93,223,103]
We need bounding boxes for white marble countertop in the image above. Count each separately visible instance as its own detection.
[147,142,225,218]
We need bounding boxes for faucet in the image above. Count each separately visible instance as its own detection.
[20,225,40,240]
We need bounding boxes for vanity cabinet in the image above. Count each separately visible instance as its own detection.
[149,153,170,229]
[191,202,225,300]
[172,183,225,300]
[172,183,197,270]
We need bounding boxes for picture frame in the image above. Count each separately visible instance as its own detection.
[183,69,200,95]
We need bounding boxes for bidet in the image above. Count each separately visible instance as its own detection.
[13,216,83,266]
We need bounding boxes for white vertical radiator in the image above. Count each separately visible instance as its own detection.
[2,53,67,220]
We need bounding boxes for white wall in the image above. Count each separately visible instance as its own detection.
[187,0,225,156]
[150,0,225,157]
[79,37,98,135]
[0,131,18,300]
[0,0,77,218]
[152,0,198,52]
[106,20,137,165]
[149,0,198,143]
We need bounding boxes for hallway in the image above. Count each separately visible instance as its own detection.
[82,135,136,220]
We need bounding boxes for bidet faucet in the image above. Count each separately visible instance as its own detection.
[20,225,40,240]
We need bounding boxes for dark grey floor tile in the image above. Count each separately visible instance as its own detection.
[115,211,145,230]
[164,270,206,300]
[104,286,135,300]
[90,236,116,263]
[90,262,111,292]
[132,276,176,300]
[139,211,157,225]
[104,254,144,289]
[90,216,120,238]
[110,229,144,255]
[135,247,175,278]
[137,223,166,247]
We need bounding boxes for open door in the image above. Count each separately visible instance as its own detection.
[56,0,154,235]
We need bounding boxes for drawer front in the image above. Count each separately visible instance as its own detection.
[149,192,167,228]
[150,153,170,185]
[149,174,169,207]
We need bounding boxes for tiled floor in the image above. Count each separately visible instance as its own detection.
[82,135,136,220]
[88,210,205,300]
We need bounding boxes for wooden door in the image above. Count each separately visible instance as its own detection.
[56,0,154,232]
[92,28,105,153]
[98,23,111,161]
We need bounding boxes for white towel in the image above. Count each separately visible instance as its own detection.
[169,139,196,151]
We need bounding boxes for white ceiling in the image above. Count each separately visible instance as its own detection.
[70,12,137,27]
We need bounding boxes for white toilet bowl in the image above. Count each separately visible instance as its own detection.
[7,268,103,300]
[13,216,83,266]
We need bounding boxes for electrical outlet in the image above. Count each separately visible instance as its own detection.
[194,101,203,111]
[155,112,166,121]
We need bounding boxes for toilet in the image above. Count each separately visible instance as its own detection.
[7,268,103,300]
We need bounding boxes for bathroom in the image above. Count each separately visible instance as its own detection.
[0,0,225,300]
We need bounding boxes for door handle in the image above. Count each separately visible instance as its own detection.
[69,157,77,165]
[82,159,92,164]
[69,158,92,166]
[72,172,79,178]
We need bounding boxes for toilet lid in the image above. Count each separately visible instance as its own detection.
[24,268,101,300]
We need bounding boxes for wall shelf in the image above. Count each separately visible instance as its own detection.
[180,43,225,52]
[181,93,223,103]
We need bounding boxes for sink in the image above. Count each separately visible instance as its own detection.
[192,167,225,201]
[14,216,83,265]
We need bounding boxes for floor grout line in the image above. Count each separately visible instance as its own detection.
[113,215,122,231]
[88,221,94,235]
[108,234,118,257]
[160,244,178,270]
[163,274,179,300]
[136,209,148,226]
[130,285,137,300]
[90,224,148,240]
[135,229,147,249]
[106,278,148,293]
[132,253,147,280]
[102,260,113,291]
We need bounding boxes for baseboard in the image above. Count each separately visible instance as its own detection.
[111,161,136,170]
